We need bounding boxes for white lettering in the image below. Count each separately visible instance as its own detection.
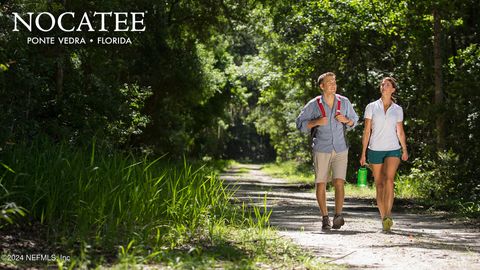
[131,12,146,31]
[76,12,94,31]
[58,12,75,32]
[93,12,112,31]
[13,12,33,31]
[58,37,86,44]
[12,12,146,33]
[35,12,55,32]
[114,12,129,31]
[97,36,132,44]
[27,36,55,44]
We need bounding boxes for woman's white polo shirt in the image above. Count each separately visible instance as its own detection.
[364,99,403,151]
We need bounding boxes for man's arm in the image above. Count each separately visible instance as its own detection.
[295,99,326,133]
[335,98,359,130]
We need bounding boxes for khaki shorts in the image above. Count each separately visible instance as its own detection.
[313,150,348,183]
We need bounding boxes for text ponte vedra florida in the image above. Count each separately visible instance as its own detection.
[12,11,146,45]
[27,36,132,45]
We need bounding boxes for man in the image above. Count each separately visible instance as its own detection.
[296,72,358,230]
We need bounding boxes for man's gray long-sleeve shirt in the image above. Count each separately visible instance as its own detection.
[296,94,359,153]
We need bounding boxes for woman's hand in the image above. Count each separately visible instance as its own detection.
[402,150,409,161]
[360,153,367,166]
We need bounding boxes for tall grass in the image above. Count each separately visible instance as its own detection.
[0,142,340,269]
[0,139,235,253]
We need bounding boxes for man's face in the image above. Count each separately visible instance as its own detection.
[320,75,336,94]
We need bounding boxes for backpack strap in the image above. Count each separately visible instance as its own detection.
[316,95,342,117]
[316,96,326,117]
[335,94,350,147]
[335,94,342,116]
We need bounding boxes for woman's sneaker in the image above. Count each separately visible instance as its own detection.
[382,217,393,231]
[332,214,345,229]
[322,216,331,230]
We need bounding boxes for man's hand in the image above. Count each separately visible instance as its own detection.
[316,117,328,126]
[335,114,351,125]
[308,117,328,129]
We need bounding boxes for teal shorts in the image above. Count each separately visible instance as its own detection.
[367,149,401,164]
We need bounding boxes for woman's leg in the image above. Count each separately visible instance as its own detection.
[383,157,400,217]
[370,164,385,219]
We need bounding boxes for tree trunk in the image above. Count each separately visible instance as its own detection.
[433,8,445,150]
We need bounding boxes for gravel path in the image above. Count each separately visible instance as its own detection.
[221,164,480,270]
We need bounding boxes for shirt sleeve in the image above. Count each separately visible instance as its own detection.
[296,99,318,134]
[364,103,373,119]
[344,98,359,131]
[397,106,404,122]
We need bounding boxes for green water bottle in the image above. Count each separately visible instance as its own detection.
[357,167,367,187]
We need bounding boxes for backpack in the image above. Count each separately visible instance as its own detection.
[316,94,342,118]
[310,94,342,138]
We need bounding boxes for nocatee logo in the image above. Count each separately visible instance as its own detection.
[12,12,146,32]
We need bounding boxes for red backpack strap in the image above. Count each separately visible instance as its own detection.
[335,94,342,115]
[316,97,326,117]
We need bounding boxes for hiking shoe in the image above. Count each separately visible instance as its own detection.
[382,217,393,232]
[332,214,345,229]
[322,216,331,230]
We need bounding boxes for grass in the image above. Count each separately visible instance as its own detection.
[261,161,479,223]
[261,161,314,185]
[99,226,337,269]
[261,161,420,200]
[0,140,333,269]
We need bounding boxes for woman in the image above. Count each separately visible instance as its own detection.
[360,77,408,232]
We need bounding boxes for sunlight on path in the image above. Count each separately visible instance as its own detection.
[221,164,480,270]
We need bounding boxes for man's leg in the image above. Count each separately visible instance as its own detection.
[313,151,332,230]
[332,178,345,229]
[316,182,331,230]
[333,178,344,215]
[313,151,330,216]
[331,150,347,229]
[316,183,328,216]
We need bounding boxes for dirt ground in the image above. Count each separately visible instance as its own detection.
[221,164,480,270]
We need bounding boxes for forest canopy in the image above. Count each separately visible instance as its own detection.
[1,0,479,213]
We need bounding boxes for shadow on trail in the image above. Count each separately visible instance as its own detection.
[220,163,480,268]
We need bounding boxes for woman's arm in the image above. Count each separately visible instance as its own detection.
[360,118,372,166]
[396,122,408,161]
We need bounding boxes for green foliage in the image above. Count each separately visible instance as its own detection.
[406,150,479,217]
[262,161,314,184]
[0,140,329,268]
[1,0,480,222]
[0,0,266,159]
[244,0,480,217]
[0,139,235,250]
[0,202,27,228]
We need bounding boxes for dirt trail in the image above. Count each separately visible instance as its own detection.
[221,164,480,270]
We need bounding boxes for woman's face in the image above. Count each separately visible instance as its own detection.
[381,79,395,94]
